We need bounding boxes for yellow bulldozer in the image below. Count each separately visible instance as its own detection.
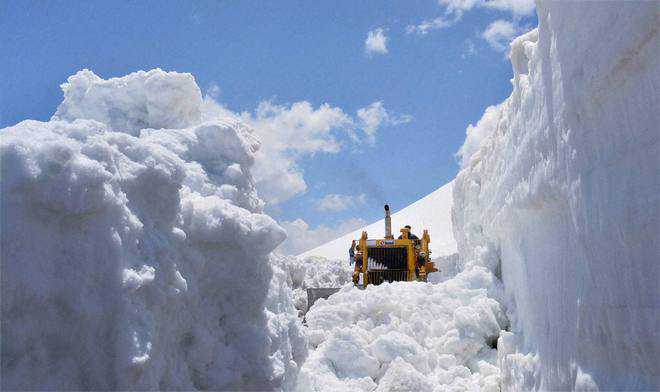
[351,204,437,287]
[305,205,437,313]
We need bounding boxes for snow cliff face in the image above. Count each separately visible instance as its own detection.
[453,2,659,390]
[1,69,306,390]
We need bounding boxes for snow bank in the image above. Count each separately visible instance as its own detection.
[1,69,305,390]
[453,3,659,390]
[300,181,457,260]
[277,256,353,315]
[297,268,508,391]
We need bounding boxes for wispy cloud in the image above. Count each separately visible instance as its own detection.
[406,16,453,35]
[206,82,221,99]
[438,0,535,18]
[357,101,413,144]
[315,193,367,212]
[482,19,518,52]
[276,217,366,255]
[462,39,477,58]
[408,0,535,39]
[438,0,480,20]
[365,28,389,55]
[482,0,535,17]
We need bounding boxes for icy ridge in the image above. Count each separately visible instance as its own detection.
[1,69,306,390]
[453,2,659,390]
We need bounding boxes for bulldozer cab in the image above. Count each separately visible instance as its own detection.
[352,205,437,287]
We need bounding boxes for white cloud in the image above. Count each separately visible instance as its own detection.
[365,28,388,55]
[203,91,410,205]
[201,92,240,120]
[482,19,518,52]
[276,217,366,255]
[438,0,480,19]
[482,0,535,16]
[406,16,452,35]
[462,39,477,58]
[251,152,308,205]
[438,0,534,17]
[207,82,221,99]
[357,101,413,143]
[243,101,356,204]
[246,100,353,155]
[315,193,367,212]
[203,97,353,204]
[409,0,535,38]
[456,103,503,167]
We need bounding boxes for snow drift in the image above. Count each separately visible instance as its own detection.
[300,181,457,260]
[1,69,306,390]
[453,2,659,390]
[278,256,353,316]
[297,268,507,391]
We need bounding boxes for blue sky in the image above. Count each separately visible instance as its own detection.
[1,0,537,254]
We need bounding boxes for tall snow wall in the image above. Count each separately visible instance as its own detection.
[1,69,306,390]
[453,2,658,390]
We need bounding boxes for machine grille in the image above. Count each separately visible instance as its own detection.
[367,269,408,285]
[367,247,408,270]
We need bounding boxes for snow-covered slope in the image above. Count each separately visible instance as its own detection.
[1,69,306,390]
[453,2,659,390]
[300,181,456,260]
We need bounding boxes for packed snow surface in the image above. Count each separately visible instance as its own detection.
[1,69,306,390]
[297,268,507,391]
[453,2,659,390]
[300,181,456,260]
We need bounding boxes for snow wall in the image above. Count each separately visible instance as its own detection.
[1,69,306,390]
[453,2,659,390]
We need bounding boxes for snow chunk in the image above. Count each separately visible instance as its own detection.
[297,268,507,391]
[122,265,156,291]
[376,358,433,392]
[53,69,203,135]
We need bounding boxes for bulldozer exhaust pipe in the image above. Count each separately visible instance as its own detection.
[384,204,392,238]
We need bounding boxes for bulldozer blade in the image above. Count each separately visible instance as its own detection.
[306,288,341,313]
